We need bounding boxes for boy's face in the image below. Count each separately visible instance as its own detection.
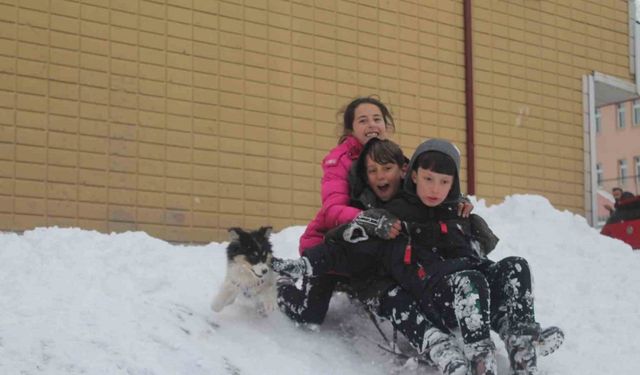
[365,155,406,202]
[411,167,453,207]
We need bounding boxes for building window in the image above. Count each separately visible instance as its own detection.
[595,108,601,133]
[617,103,626,129]
[596,163,603,187]
[634,100,640,126]
[635,156,640,184]
[619,159,628,186]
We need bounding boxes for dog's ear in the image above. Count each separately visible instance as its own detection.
[228,227,243,242]
[258,226,272,239]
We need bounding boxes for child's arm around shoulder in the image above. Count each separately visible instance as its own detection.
[468,213,499,256]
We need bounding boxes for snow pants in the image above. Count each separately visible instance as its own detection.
[276,273,346,325]
[429,256,536,344]
[275,239,384,325]
[276,273,438,353]
[277,241,536,349]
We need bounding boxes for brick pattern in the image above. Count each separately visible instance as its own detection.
[0,0,630,242]
[473,0,631,209]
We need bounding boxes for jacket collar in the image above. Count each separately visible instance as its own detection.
[343,135,364,159]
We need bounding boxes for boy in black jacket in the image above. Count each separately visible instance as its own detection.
[274,138,563,375]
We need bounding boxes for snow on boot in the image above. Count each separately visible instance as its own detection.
[535,326,564,357]
[275,274,295,288]
[425,329,470,375]
[464,338,497,375]
[271,257,312,279]
[505,334,538,375]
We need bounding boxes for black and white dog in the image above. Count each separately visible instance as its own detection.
[211,226,276,316]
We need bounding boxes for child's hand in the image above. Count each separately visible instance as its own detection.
[386,220,402,239]
[457,198,474,218]
[353,208,399,240]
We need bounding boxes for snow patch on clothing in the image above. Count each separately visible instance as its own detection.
[451,274,485,336]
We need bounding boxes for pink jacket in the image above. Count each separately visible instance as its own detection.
[299,136,364,253]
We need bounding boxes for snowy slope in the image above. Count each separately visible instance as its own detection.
[1,194,639,375]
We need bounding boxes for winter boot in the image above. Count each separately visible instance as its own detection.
[425,329,470,375]
[534,326,564,357]
[504,334,538,375]
[464,338,497,375]
[271,257,312,279]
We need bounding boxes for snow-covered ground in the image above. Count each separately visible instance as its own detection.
[1,194,639,375]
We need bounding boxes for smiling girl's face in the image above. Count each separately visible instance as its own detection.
[351,103,387,145]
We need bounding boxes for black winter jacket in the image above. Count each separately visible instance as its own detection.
[382,192,493,290]
[327,138,498,300]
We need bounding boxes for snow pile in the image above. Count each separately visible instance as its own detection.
[0,194,639,375]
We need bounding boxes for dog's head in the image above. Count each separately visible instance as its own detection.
[227,226,273,278]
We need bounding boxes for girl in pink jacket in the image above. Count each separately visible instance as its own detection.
[298,96,396,253]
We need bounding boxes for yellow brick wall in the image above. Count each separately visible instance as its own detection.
[473,0,631,209]
[0,0,631,242]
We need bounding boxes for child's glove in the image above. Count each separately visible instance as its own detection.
[342,208,398,243]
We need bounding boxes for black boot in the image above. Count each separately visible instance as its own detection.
[425,328,470,375]
[271,257,312,278]
[534,326,564,357]
[499,322,540,375]
[464,338,497,375]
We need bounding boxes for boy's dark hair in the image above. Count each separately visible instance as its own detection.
[351,138,406,203]
[338,96,395,144]
[612,187,623,193]
[365,138,405,167]
[414,151,456,176]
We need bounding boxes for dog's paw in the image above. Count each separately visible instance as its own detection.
[211,299,224,312]
[211,284,238,312]
[211,294,235,312]
[263,300,275,313]
[256,300,276,318]
[256,304,267,317]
